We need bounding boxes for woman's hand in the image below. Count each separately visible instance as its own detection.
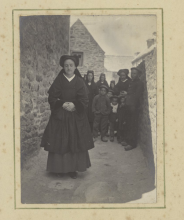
[63,102,76,112]
[120,91,127,96]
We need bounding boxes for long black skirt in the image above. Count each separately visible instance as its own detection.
[47,151,91,173]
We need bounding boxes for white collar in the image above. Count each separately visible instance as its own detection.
[63,73,75,82]
[121,79,127,83]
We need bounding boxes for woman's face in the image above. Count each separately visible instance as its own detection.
[101,75,105,81]
[110,82,115,88]
[131,69,139,80]
[88,73,93,82]
[119,72,127,81]
[64,59,76,76]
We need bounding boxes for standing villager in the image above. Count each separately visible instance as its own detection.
[117,96,129,144]
[40,55,94,179]
[124,67,144,151]
[85,70,98,131]
[109,95,119,142]
[92,85,111,142]
[96,73,109,91]
[114,69,131,96]
[109,80,116,93]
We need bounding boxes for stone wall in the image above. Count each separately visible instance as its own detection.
[70,19,105,82]
[20,15,70,167]
[137,48,157,179]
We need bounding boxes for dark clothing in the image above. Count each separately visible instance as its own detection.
[93,114,109,138]
[92,94,111,138]
[109,112,118,137]
[114,78,131,95]
[125,105,139,147]
[41,72,94,155]
[126,78,144,107]
[125,78,144,148]
[96,80,109,91]
[92,94,111,115]
[47,151,91,173]
[85,81,98,130]
[117,104,128,141]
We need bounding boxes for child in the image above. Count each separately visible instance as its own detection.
[117,96,128,145]
[92,85,111,142]
[107,89,114,99]
[109,96,119,142]
[106,89,114,136]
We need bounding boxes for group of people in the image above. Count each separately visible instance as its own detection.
[83,68,144,152]
[40,54,143,179]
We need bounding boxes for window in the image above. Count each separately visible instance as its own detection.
[71,51,83,66]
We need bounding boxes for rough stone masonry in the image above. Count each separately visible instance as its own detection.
[20,15,70,167]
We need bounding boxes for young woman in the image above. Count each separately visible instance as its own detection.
[114,69,131,96]
[85,70,98,131]
[96,73,109,91]
[41,55,94,179]
[109,80,116,92]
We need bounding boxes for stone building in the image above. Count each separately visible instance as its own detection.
[70,19,105,81]
[20,15,70,167]
[132,33,157,180]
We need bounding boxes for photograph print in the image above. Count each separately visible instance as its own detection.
[20,14,157,204]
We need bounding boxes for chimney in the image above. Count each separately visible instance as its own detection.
[147,39,155,49]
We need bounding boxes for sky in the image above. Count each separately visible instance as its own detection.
[70,15,156,56]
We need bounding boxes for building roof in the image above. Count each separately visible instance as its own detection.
[132,43,156,64]
[70,19,105,54]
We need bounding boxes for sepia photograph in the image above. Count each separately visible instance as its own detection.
[20,14,157,204]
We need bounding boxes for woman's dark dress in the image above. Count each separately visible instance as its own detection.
[41,72,94,173]
[85,81,98,131]
[114,78,131,95]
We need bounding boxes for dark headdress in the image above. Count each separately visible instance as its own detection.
[48,55,84,95]
[110,95,119,100]
[131,67,142,74]
[99,73,106,80]
[59,55,82,78]
[100,84,109,92]
[86,70,95,83]
[117,69,129,76]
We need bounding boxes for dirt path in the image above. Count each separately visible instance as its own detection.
[21,137,155,204]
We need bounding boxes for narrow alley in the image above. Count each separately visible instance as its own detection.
[21,137,155,204]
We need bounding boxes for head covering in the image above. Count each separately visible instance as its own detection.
[110,80,115,84]
[99,73,106,80]
[131,67,142,74]
[108,89,114,94]
[60,55,79,68]
[111,95,119,100]
[59,55,82,78]
[87,70,94,74]
[117,69,129,76]
[86,70,95,83]
[100,84,108,92]
[118,95,126,102]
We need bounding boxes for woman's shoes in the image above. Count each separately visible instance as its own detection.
[124,145,135,151]
[69,172,78,179]
[101,136,108,142]
[121,141,128,146]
